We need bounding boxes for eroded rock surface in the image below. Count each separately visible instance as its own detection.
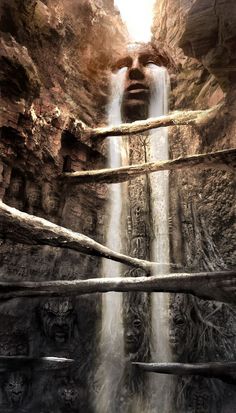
[0,1,126,411]
[153,1,236,412]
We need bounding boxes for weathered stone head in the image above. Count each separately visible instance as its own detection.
[2,370,31,408]
[39,298,76,345]
[57,378,85,412]
[0,333,29,356]
[123,304,149,360]
[183,377,217,413]
[169,294,191,357]
[26,182,41,209]
[113,42,173,122]
[9,175,24,198]
[42,189,60,215]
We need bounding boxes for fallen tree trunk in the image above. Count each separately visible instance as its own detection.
[133,362,236,385]
[0,202,165,272]
[0,356,73,372]
[61,148,236,184]
[67,106,218,140]
[0,271,235,303]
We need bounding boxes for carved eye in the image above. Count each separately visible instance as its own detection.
[133,319,141,328]
[145,61,156,66]
[113,57,132,72]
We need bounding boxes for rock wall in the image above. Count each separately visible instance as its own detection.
[153,1,236,412]
[0,1,126,411]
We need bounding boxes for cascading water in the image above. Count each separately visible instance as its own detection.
[96,64,172,413]
[148,65,173,412]
[96,68,128,413]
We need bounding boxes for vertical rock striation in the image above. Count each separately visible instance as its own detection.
[152,1,236,412]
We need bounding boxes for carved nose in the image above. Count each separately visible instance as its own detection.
[128,65,145,80]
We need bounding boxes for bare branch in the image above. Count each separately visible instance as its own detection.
[66,106,218,141]
[0,202,163,272]
[0,271,235,304]
[0,356,73,372]
[133,362,236,384]
[61,148,236,184]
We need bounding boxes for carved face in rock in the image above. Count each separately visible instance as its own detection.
[10,176,24,197]
[40,299,76,344]
[124,309,145,358]
[0,333,29,356]
[3,371,30,407]
[114,43,170,122]
[57,379,83,411]
[27,184,41,208]
[43,192,60,215]
[185,378,214,413]
[169,294,189,355]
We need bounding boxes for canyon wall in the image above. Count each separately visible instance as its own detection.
[0,1,126,411]
[152,1,236,412]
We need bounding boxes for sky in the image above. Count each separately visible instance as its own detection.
[114,0,156,42]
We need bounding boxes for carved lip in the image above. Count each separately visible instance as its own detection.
[126,82,149,92]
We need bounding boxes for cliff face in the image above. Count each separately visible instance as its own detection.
[153,1,236,412]
[0,0,126,278]
[0,1,126,411]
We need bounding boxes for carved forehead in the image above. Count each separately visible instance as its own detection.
[42,299,74,314]
[113,42,173,69]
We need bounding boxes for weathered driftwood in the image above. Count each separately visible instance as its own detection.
[133,362,236,385]
[0,356,73,372]
[67,106,218,140]
[61,148,236,184]
[0,202,166,272]
[0,271,235,303]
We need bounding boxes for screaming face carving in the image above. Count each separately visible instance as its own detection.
[39,298,76,345]
[3,371,30,407]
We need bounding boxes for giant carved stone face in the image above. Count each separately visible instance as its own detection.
[113,43,171,122]
[40,298,76,345]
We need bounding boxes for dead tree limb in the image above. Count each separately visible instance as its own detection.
[0,356,73,372]
[0,271,235,304]
[61,148,236,184]
[0,202,164,272]
[133,362,236,385]
[67,106,218,140]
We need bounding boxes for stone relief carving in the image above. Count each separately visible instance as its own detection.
[38,298,77,347]
[170,177,236,411]
[0,333,29,357]
[1,370,31,410]
[26,181,41,214]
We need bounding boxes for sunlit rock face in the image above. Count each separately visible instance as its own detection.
[153,0,236,411]
[179,0,236,90]
[0,1,127,412]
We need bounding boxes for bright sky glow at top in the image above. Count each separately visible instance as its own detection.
[114,0,155,43]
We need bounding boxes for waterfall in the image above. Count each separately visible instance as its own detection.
[96,65,173,413]
[96,68,128,413]
[148,66,173,412]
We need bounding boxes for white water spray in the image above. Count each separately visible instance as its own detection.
[148,65,173,412]
[96,68,128,413]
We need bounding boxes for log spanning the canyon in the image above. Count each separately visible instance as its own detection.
[0,356,73,372]
[0,271,235,304]
[0,201,168,272]
[133,362,236,385]
[62,148,236,184]
[67,106,218,140]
